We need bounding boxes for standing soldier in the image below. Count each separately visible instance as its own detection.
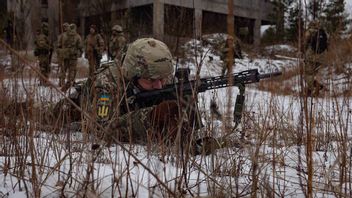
[220,35,243,76]
[108,25,126,66]
[85,24,105,80]
[57,22,69,86]
[61,23,83,91]
[304,20,328,96]
[34,22,53,85]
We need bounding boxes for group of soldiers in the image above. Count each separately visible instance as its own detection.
[34,22,126,91]
[33,19,329,153]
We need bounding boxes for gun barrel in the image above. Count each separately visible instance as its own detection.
[258,71,282,80]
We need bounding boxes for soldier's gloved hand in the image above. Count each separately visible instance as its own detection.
[149,100,181,141]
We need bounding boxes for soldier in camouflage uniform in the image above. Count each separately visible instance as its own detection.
[57,38,219,154]
[85,24,105,80]
[304,20,328,96]
[220,35,243,76]
[60,23,83,91]
[57,22,70,86]
[34,22,53,85]
[95,38,202,146]
[101,38,175,144]
[102,38,215,153]
[108,25,126,65]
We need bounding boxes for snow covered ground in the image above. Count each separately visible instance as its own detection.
[0,37,352,197]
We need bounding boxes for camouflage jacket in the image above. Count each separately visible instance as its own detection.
[56,32,67,59]
[61,31,83,59]
[85,33,105,57]
[57,32,83,59]
[34,33,52,56]
[220,39,243,60]
[64,63,202,145]
[108,34,126,61]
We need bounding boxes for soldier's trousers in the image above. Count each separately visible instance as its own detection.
[88,54,101,80]
[38,55,51,83]
[304,51,322,93]
[58,58,65,86]
[60,59,77,86]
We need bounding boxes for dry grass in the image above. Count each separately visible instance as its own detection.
[1,37,352,197]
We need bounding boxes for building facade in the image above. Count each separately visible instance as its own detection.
[7,0,274,49]
[78,0,274,45]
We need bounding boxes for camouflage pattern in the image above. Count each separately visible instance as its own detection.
[122,38,174,81]
[112,25,123,32]
[85,26,105,79]
[101,39,204,146]
[34,22,52,85]
[57,38,209,153]
[60,23,83,90]
[41,22,49,36]
[304,21,327,96]
[220,35,242,75]
[77,38,175,144]
[104,106,155,144]
[108,25,126,65]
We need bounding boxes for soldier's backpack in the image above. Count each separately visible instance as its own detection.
[309,28,328,54]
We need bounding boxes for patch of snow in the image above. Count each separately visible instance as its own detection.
[1,34,352,197]
[264,44,297,53]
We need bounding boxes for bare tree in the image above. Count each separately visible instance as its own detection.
[11,0,34,50]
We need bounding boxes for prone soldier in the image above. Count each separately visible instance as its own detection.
[62,38,203,150]
[56,37,281,155]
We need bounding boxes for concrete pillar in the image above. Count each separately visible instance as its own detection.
[194,0,202,39]
[153,0,164,40]
[254,19,261,46]
[194,9,202,39]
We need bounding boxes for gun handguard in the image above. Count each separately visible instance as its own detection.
[130,69,282,108]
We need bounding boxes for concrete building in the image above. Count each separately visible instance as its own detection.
[78,0,274,45]
[6,0,274,49]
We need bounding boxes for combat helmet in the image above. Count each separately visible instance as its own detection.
[112,25,123,33]
[41,22,49,35]
[62,22,69,32]
[122,38,174,80]
[41,22,49,29]
[68,23,77,35]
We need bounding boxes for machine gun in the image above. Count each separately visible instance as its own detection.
[129,68,281,125]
